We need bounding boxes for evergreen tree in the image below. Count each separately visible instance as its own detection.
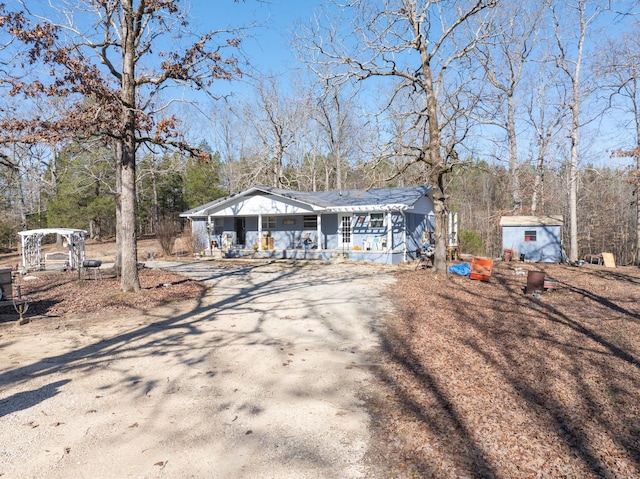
[46,142,116,239]
[183,143,226,208]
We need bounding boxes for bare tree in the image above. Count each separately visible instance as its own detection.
[210,105,247,194]
[548,0,603,263]
[303,0,497,273]
[526,58,567,215]
[244,77,301,188]
[473,2,543,213]
[312,82,361,191]
[0,1,243,291]
[598,26,640,264]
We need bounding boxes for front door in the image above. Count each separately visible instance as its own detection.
[339,214,352,247]
[234,217,246,246]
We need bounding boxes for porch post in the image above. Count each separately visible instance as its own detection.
[206,215,212,255]
[401,211,407,262]
[387,211,393,251]
[257,214,262,248]
[317,214,322,249]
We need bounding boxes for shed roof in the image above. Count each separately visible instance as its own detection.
[499,215,563,227]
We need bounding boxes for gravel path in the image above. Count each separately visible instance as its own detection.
[0,261,395,478]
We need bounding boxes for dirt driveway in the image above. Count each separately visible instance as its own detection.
[0,261,395,478]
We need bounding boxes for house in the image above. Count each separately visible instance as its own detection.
[499,215,564,263]
[180,185,434,264]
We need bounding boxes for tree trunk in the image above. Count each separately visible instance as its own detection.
[120,151,139,291]
[420,38,448,274]
[636,136,640,267]
[568,91,580,263]
[507,95,521,212]
[531,151,544,214]
[335,152,342,192]
[114,140,122,275]
[531,131,549,215]
[431,178,448,274]
[119,0,140,292]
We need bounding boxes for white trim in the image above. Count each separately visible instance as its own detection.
[402,211,407,262]
[387,211,393,252]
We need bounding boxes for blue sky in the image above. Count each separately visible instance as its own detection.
[176,1,633,168]
[189,0,319,80]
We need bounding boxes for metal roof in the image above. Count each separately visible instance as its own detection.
[499,215,564,227]
[181,185,431,217]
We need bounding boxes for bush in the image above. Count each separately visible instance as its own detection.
[459,229,484,256]
[156,218,181,255]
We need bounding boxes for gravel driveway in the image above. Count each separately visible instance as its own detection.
[0,261,395,478]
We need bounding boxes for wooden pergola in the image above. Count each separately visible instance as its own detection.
[17,228,87,271]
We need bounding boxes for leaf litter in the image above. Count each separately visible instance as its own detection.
[365,261,640,478]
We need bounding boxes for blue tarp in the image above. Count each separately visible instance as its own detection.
[448,262,471,276]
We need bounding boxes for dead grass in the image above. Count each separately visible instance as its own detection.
[366,261,640,478]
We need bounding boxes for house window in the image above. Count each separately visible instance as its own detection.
[262,215,276,229]
[208,218,224,234]
[370,213,384,228]
[524,230,537,242]
[303,215,317,228]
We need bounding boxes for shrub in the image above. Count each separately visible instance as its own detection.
[156,218,181,255]
[459,229,484,256]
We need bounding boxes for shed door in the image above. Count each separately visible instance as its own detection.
[339,214,352,246]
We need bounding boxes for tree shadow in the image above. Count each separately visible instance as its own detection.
[0,379,71,417]
[374,266,640,477]
[0,261,383,475]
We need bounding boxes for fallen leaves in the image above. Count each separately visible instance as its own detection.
[367,262,640,478]
[11,269,207,317]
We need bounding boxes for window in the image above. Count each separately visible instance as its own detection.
[208,218,224,234]
[303,215,317,228]
[524,230,537,242]
[261,215,276,229]
[370,213,384,228]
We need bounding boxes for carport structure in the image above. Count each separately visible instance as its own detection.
[17,228,87,271]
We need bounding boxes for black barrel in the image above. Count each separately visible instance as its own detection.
[83,259,102,268]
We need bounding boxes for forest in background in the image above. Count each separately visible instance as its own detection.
[1,1,639,266]
[0,140,633,264]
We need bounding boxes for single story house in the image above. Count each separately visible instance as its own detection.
[180,185,435,264]
[499,215,564,263]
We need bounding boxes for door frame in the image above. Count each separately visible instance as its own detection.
[234,217,246,246]
[338,214,352,247]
